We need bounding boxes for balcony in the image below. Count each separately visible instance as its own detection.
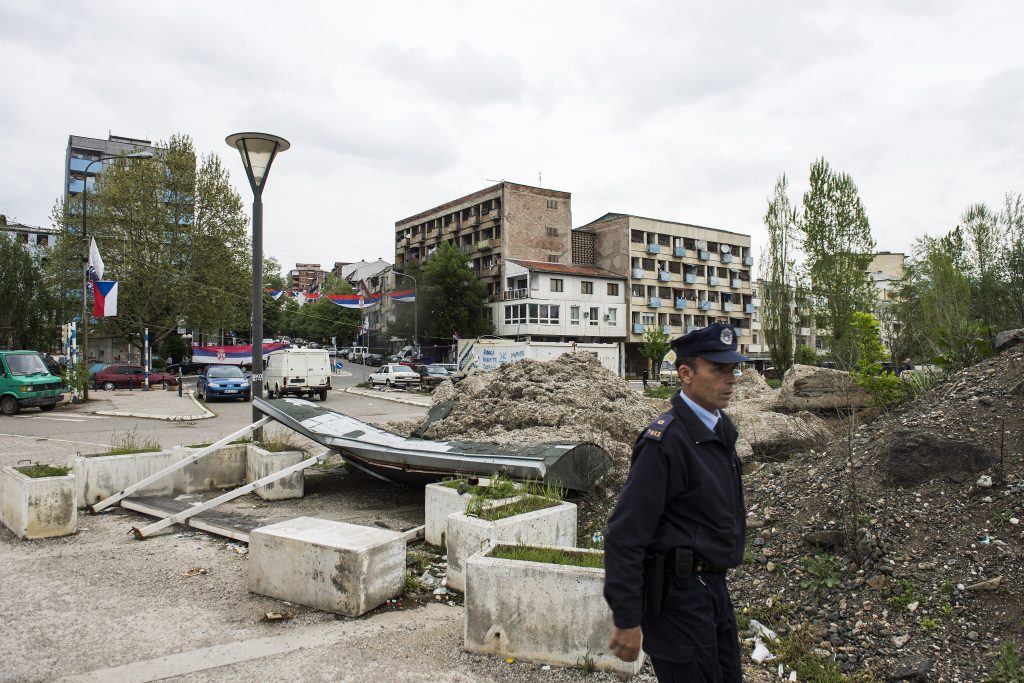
[501,288,530,301]
[458,244,473,254]
[684,273,697,284]
[631,268,644,279]
[698,300,710,311]
[662,325,672,335]
[799,327,811,336]
[648,297,662,308]
[722,302,733,312]
[745,303,755,314]
[721,253,733,264]
[674,298,688,309]
[735,327,748,337]
[671,246,685,257]
[708,276,720,286]
[697,249,710,260]
[658,271,671,282]
[632,323,645,334]
[730,279,741,288]
[467,215,480,226]
[743,255,754,266]
[646,243,660,254]
[477,239,493,251]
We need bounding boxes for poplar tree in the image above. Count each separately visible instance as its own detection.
[760,174,798,374]
[421,242,494,342]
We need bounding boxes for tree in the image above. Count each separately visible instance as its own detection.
[641,325,672,378]
[760,174,798,375]
[420,242,493,342]
[849,312,902,407]
[999,193,1024,328]
[45,135,252,357]
[0,236,37,348]
[282,275,360,344]
[800,158,877,369]
[960,203,1002,346]
[795,343,817,365]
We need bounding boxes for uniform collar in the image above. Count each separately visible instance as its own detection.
[677,388,720,433]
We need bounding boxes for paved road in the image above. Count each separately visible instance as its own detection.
[0,371,429,468]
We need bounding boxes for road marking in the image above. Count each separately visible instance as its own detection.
[0,433,110,448]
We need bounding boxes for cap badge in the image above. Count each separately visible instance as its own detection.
[720,327,734,345]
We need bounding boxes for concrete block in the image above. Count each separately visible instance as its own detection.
[73,450,176,508]
[423,480,521,547]
[171,444,247,493]
[248,516,405,616]
[1,466,77,540]
[446,500,576,592]
[246,445,304,500]
[465,544,643,675]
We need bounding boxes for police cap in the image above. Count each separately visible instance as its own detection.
[671,322,750,364]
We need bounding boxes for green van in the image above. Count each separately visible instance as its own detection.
[0,350,64,415]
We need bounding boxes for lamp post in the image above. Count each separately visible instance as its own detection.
[79,152,152,400]
[391,270,418,352]
[225,132,290,428]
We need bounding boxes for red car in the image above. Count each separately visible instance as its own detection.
[93,365,178,390]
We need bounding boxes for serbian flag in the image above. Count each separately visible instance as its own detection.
[386,288,416,303]
[265,289,284,301]
[327,293,381,309]
[93,281,118,317]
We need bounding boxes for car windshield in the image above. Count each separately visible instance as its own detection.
[426,367,447,375]
[5,353,50,376]
[209,366,245,378]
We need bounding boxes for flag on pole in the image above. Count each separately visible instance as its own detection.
[93,281,118,317]
[87,238,104,288]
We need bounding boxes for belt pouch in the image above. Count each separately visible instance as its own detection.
[643,553,666,616]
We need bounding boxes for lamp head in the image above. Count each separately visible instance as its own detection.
[225,132,290,196]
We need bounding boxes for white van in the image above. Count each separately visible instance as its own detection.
[264,349,331,400]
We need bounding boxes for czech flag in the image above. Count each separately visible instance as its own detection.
[93,281,118,317]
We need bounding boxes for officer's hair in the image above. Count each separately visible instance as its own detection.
[674,355,697,371]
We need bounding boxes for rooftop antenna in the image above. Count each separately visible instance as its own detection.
[538,172,542,187]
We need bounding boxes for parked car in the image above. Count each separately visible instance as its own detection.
[417,364,450,389]
[196,365,251,402]
[436,363,466,382]
[368,364,421,389]
[88,362,109,378]
[362,352,385,366]
[0,350,63,415]
[93,365,178,390]
[164,361,207,376]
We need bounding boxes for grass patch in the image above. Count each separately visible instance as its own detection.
[987,641,1024,683]
[100,429,161,456]
[463,475,565,520]
[643,385,677,400]
[749,598,797,628]
[470,495,561,521]
[490,543,604,569]
[258,431,307,453]
[441,473,519,500]
[404,569,426,596]
[15,464,72,478]
[775,627,877,682]
[186,437,253,448]
[890,578,924,610]
[766,378,782,389]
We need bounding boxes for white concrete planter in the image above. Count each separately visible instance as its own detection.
[73,450,176,508]
[246,445,304,500]
[1,466,78,540]
[465,544,643,675]
[171,444,248,493]
[446,499,576,592]
[423,479,522,547]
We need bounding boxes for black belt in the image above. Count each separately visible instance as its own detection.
[666,548,726,577]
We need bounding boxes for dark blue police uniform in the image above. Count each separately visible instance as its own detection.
[604,324,747,682]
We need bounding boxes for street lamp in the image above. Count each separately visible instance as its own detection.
[225,132,290,426]
[391,269,418,352]
[79,152,152,401]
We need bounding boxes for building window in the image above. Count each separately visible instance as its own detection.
[528,303,560,324]
[589,307,599,325]
[550,278,563,292]
[546,226,559,237]
[607,282,619,296]
[631,230,644,243]
[581,281,593,295]
[642,258,655,270]
[570,306,580,325]
[607,308,617,325]
[547,254,560,263]
[631,284,644,297]
[546,199,558,210]
[642,312,656,325]
[505,303,526,324]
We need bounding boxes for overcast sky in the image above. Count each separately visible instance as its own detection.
[2,1,1021,273]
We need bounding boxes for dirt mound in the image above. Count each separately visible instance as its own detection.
[733,368,777,403]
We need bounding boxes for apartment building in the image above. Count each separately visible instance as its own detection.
[289,263,327,293]
[394,182,573,300]
[0,215,60,254]
[579,213,756,376]
[65,134,160,202]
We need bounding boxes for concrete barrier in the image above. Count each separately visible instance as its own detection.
[446,500,576,592]
[246,445,304,500]
[1,466,77,540]
[73,450,176,508]
[465,544,642,675]
[423,480,522,547]
[171,444,248,493]
[247,516,405,616]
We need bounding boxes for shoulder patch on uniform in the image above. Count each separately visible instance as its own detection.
[642,412,674,441]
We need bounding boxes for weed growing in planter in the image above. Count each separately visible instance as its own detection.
[104,429,161,456]
[470,495,560,521]
[259,431,307,453]
[441,472,519,499]
[490,543,604,569]
[186,437,253,448]
[15,464,72,478]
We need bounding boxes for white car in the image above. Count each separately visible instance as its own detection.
[368,364,421,389]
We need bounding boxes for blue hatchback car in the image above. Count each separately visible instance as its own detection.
[196,365,251,402]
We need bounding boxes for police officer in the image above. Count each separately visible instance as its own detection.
[604,322,748,682]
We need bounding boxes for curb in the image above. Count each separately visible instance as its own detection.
[94,390,215,422]
[344,386,431,408]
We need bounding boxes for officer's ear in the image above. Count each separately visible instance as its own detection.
[677,362,693,385]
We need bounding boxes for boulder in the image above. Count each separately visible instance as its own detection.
[995,328,1024,352]
[881,426,992,487]
[727,397,832,461]
[777,364,869,412]
[732,368,776,403]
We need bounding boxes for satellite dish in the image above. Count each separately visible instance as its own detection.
[720,244,731,254]
[696,240,708,250]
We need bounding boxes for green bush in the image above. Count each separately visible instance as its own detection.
[849,312,903,407]
[800,554,846,593]
[795,344,817,365]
